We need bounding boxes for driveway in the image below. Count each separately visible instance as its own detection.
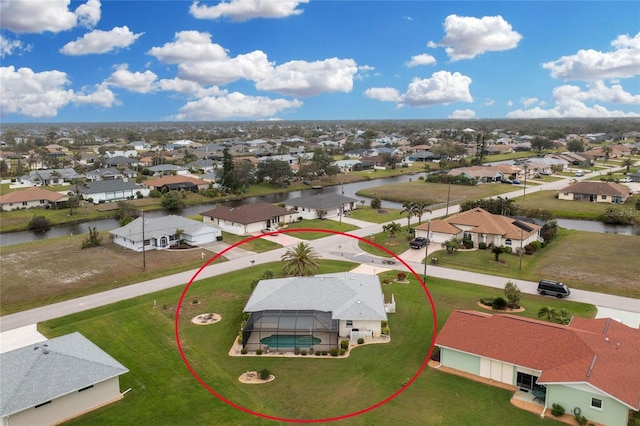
[199,241,256,260]
[258,232,305,247]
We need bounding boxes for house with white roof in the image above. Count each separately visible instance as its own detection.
[242,273,388,353]
[0,332,128,426]
[109,215,221,252]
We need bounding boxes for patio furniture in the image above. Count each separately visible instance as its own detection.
[533,388,546,403]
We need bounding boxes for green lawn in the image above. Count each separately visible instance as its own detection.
[41,260,590,425]
[221,232,281,252]
[347,206,405,223]
[283,219,359,239]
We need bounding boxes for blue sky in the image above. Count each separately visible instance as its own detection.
[1,0,639,122]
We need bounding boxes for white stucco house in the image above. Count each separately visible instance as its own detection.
[200,202,297,235]
[241,273,388,353]
[0,332,129,426]
[75,179,149,203]
[109,215,221,252]
[0,187,68,211]
[285,193,359,220]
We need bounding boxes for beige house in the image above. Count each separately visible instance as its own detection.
[0,187,68,211]
[0,333,129,426]
[200,202,297,235]
[413,207,541,249]
[558,181,630,204]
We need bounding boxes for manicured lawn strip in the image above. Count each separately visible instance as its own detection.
[347,206,404,223]
[357,227,414,257]
[355,180,514,205]
[41,261,583,425]
[221,232,281,252]
[513,190,639,221]
[282,219,359,239]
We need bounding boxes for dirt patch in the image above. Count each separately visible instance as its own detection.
[239,371,275,384]
[191,313,221,325]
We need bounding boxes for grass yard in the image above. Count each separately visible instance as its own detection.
[347,206,405,223]
[355,180,515,205]
[514,190,640,221]
[282,219,359,239]
[0,234,227,315]
[40,260,586,425]
[430,228,640,299]
[220,232,281,252]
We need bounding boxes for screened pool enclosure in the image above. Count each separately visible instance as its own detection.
[242,310,339,353]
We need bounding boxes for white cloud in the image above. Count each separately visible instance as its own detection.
[60,26,143,55]
[431,14,522,61]
[507,100,513,106]
[521,97,539,107]
[0,0,100,33]
[148,31,229,63]
[106,65,157,93]
[173,92,302,120]
[255,58,358,97]
[507,82,640,118]
[400,71,473,107]
[0,66,73,117]
[0,35,31,58]
[449,109,476,119]
[483,99,495,106]
[406,53,436,67]
[178,50,273,86]
[363,87,400,102]
[542,32,640,80]
[73,82,117,107]
[190,0,308,22]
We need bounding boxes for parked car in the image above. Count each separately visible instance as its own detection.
[500,178,513,184]
[262,227,278,234]
[537,279,570,298]
[620,177,631,183]
[409,237,429,249]
[575,170,584,177]
[511,179,521,185]
[540,170,552,175]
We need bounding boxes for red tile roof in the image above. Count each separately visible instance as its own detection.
[144,175,209,188]
[560,181,630,196]
[437,311,640,409]
[0,187,67,204]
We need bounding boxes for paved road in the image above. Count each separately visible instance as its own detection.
[1,167,638,332]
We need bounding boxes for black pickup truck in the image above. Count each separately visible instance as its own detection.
[409,237,428,249]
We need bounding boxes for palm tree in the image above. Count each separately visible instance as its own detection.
[537,306,557,322]
[382,222,402,245]
[401,201,417,231]
[413,202,431,225]
[496,196,516,216]
[602,145,613,164]
[281,242,320,277]
[175,228,185,244]
[622,157,633,172]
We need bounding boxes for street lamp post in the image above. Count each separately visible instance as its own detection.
[423,220,431,281]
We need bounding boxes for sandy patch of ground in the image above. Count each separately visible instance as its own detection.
[238,371,275,384]
[191,313,221,325]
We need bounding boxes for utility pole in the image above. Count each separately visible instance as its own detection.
[339,181,344,225]
[523,163,528,201]
[423,220,431,281]
[445,180,452,216]
[519,226,524,271]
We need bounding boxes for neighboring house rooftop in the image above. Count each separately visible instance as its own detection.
[559,181,630,197]
[0,332,128,417]
[200,202,292,225]
[286,193,358,210]
[110,215,216,241]
[244,273,387,321]
[0,187,67,204]
[144,175,209,188]
[77,179,144,196]
[436,311,640,410]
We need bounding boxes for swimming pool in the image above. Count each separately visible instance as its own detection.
[259,335,321,348]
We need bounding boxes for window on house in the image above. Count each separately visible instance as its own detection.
[22,201,28,206]
[346,320,353,327]
[505,239,512,246]
[463,232,472,240]
[601,195,607,200]
[563,192,568,196]
[590,398,602,410]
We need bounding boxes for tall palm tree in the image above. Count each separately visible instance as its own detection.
[413,202,431,225]
[496,196,516,216]
[281,242,320,277]
[382,222,402,244]
[602,145,613,164]
[622,157,633,172]
[401,201,417,231]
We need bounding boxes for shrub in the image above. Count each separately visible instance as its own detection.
[550,403,565,417]
[479,297,494,306]
[381,320,388,328]
[574,414,588,426]
[530,240,541,251]
[370,197,381,209]
[81,227,103,249]
[492,297,508,310]
[240,348,248,355]
[339,348,346,356]
[315,351,322,356]
[397,272,407,281]
[28,214,50,231]
[259,369,270,380]
[340,340,349,350]
[504,281,521,309]
[381,327,390,335]
[294,347,301,355]
[357,338,364,344]
[462,238,473,249]
[322,351,328,356]
[524,244,535,254]
[330,348,339,357]
[478,242,487,250]
[149,189,161,198]
[300,350,307,356]
[256,349,262,355]
[502,246,512,254]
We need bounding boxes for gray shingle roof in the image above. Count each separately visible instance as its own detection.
[109,215,218,241]
[79,179,144,195]
[0,332,128,417]
[244,273,387,321]
[286,193,358,210]
[200,202,292,225]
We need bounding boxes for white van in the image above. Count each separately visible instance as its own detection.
[575,170,584,177]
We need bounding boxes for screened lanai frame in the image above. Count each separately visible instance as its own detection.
[242,310,339,353]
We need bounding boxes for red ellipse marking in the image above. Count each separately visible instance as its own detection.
[175,228,437,423]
